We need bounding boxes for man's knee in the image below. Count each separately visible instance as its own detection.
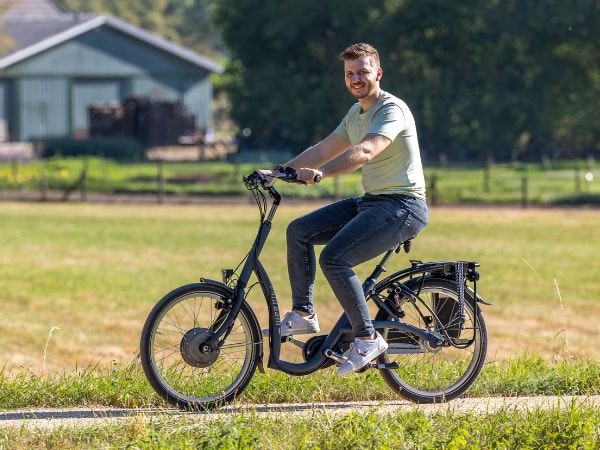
[319,246,342,273]
[287,217,307,242]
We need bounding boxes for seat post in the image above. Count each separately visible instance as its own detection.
[362,247,397,294]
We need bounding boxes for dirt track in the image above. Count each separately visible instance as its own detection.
[1,396,599,429]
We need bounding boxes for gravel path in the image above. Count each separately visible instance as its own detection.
[2,396,599,429]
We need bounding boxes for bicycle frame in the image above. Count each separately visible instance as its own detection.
[204,178,479,376]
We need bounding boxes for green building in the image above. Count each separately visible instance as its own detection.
[0,0,222,143]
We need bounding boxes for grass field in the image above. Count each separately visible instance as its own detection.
[1,201,600,448]
[0,200,598,376]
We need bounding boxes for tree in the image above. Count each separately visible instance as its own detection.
[55,0,223,58]
[0,3,13,54]
[214,0,390,151]
[56,0,599,159]
[216,0,600,160]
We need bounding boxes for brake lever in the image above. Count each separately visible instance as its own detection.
[244,171,270,188]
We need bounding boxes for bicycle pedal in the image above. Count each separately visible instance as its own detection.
[324,348,347,365]
[366,362,399,369]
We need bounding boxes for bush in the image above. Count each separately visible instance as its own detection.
[40,137,146,162]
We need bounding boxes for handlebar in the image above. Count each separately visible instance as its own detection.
[243,167,321,189]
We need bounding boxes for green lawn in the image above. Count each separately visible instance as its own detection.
[0,199,600,450]
[2,405,600,449]
[0,201,598,376]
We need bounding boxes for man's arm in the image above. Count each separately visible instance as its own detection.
[285,132,350,171]
[319,133,391,178]
[290,133,391,183]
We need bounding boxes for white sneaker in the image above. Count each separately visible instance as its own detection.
[261,310,320,337]
[337,332,388,376]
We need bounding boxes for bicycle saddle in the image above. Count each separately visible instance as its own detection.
[395,237,415,254]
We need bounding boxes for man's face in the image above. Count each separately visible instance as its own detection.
[343,56,381,99]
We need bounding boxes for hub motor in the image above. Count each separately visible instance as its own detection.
[180,328,219,368]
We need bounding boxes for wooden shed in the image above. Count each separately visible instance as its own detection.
[0,0,222,143]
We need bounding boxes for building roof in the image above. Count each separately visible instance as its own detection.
[0,0,223,73]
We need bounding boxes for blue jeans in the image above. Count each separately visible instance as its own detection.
[286,193,429,337]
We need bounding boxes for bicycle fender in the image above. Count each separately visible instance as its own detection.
[199,278,234,294]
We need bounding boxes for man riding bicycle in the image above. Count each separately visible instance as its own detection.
[262,42,428,375]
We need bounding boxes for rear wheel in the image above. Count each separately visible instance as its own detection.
[375,278,487,403]
[140,283,261,410]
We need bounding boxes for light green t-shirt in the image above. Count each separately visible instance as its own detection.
[333,91,426,199]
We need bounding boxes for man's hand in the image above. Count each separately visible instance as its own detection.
[296,168,323,184]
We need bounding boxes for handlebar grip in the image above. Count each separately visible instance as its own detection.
[289,173,321,184]
[270,167,321,184]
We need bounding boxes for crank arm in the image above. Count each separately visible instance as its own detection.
[365,362,399,369]
[283,335,306,349]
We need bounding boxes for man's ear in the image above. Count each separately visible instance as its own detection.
[376,67,383,81]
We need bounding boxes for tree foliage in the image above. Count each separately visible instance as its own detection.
[214,0,388,151]
[55,0,599,160]
[55,0,223,57]
[0,3,14,53]
[216,0,600,160]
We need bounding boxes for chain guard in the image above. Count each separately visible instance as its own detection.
[302,335,335,368]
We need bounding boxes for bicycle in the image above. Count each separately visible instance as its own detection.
[140,169,489,410]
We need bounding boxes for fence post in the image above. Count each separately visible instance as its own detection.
[429,174,438,206]
[574,162,581,192]
[483,162,491,193]
[157,159,165,204]
[231,158,240,184]
[521,176,529,209]
[99,153,108,187]
[39,165,48,201]
[11,158,18,184]
[80,155,89,201]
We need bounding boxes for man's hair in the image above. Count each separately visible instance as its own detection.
[338,43,380,66]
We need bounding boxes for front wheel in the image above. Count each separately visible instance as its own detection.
[140,283,261,410]
[375,278,487,403]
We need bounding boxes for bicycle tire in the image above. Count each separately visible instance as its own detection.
[140,283,261,410]
[374,277,487,403]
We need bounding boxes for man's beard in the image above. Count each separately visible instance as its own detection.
[347,82,374,99]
